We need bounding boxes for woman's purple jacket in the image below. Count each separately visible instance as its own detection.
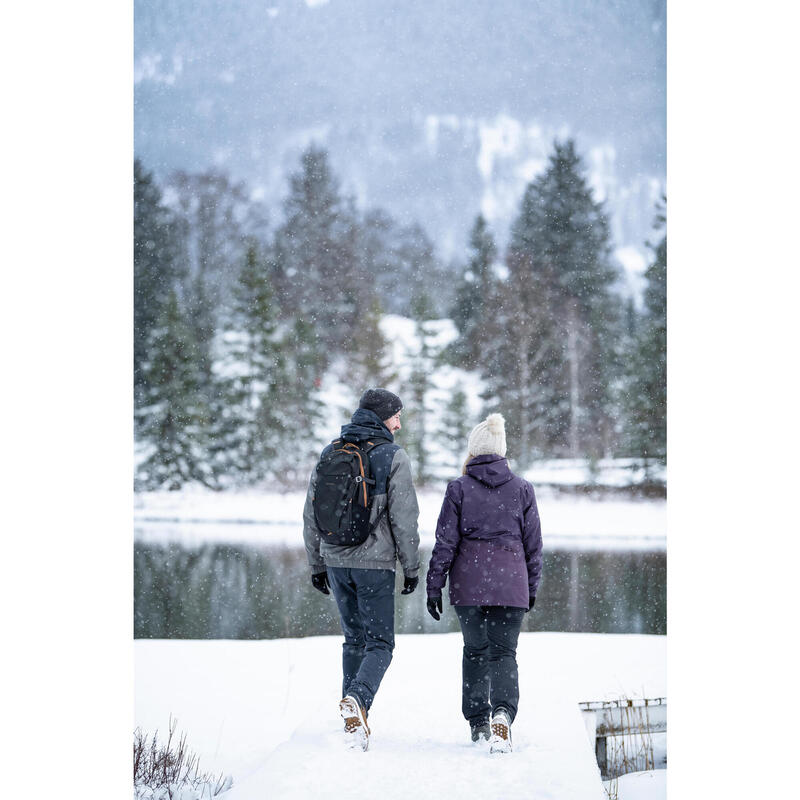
[426,454,543,609]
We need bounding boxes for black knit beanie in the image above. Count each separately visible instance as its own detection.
[359,388,403,422]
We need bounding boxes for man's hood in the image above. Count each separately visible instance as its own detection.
[340,407,395,443]
[466,454,514,488]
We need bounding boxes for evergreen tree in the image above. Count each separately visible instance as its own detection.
[625,199,666,467]
[185,271,216,393]
[402,290,437,485]
[136,290,215,490]
[380,222,451,318]
[487,139,622,464]
[166,169,271,320]
[436,385,473,478]
[348,296,395,396]
[272,316,326,485]
[273,146,359,359]
[214,244,287,484]
[134,159,181,409]
[450,214,497,369]
[480,253,566,465]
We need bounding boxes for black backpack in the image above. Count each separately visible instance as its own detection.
[313,438,388,546]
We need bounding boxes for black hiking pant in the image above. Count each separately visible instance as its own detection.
[454,605,526,726]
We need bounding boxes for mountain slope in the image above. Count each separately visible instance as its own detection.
[135,0,665,263]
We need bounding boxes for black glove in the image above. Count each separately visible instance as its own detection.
[528,595,536,612]
[427,595,443,620]
[401,575,419,595]
[311,571,330,595]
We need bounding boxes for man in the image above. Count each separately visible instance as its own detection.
[303,388,420,751]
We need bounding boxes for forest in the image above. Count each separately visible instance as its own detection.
[134,139,666,491]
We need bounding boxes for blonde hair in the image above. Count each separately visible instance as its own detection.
[461,455,475,476]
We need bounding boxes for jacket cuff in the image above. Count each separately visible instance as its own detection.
[427,590,442,598]
[403,567,420,579]
[311,565,327,575]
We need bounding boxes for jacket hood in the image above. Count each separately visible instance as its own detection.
[340,407,395,443]
[465,454,514,488]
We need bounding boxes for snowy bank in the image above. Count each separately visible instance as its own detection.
[134,487,666,551]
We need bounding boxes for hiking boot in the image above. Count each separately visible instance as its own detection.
[470,722,491,743]
[489,709,512,754]
[339,694,370,751]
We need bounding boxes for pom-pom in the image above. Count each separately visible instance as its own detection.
[486,413,505,433]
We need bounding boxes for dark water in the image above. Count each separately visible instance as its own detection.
[134,542,666,639]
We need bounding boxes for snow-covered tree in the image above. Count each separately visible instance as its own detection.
[273,145,360,359]
[481,252,566,465]
[624,199,666,467]
[348,296,395,395]
[487,139,622,463]
[435,385,474,477]
[272,316,326,485]
[401,290,438,484]
[134,159,182,410]
[165,168,271,317]
[213,244,288,484]
[450,214,498,370]
[136,290,215,489]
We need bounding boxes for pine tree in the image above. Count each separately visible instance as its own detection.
[136,290,215,489]
[214,244,287,484]
[402,290,437,485]
[348,296,395,396]
[134,159,181,409]
[436,385,473,477]
[166,169,271,322]
[273,146,358,360]
[487,139,622,464]
[165,169,273,412]
[451,214,497,370]
[383,222,450,319]
[272,316,326,485]
[185,272,216,392]
[481,252,566,465]
[625,199,666,468]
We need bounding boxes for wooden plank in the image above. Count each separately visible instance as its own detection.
[592,704,666,736]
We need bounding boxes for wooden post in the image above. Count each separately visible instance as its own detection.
[595,735,607,777]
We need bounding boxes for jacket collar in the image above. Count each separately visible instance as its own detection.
[340,407,394,443]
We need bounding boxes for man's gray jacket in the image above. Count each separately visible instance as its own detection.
[302,408,420,578]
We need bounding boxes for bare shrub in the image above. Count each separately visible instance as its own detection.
[134,716,233,799]
[604,703,656,779]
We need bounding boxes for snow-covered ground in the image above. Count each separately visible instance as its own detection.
[605,770,666,799]
[524,458,666,490]
[134,486,666,551]
[135,632,665,800]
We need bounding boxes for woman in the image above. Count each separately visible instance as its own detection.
[426,413,543,754]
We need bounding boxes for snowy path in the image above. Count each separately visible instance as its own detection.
[135,633,665,800]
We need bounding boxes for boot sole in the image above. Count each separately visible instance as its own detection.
[339,696,370,751]
[489,716,512,754]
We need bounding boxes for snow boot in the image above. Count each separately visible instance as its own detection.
[470,722,491,743]
[489,709,512,754]
[339,694,370,751]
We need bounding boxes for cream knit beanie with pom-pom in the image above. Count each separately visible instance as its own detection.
[467,413,507,458]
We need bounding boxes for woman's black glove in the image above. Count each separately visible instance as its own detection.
[401,575,419,595]
[311,571,330,595]
[528,596,536,612]
[427,595,443,620]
